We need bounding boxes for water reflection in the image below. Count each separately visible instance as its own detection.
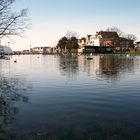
[0,77,30,115]
[59,55,79,80]
[59,55,140,81]
[1,55,140,139]
[0,73,31,139]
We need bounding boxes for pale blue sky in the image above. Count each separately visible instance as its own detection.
[3,0,140,50]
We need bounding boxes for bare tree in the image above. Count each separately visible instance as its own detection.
[65,31,78,39]
[106,26,137,41]
[126,34,137,41]
[0,0,29,39]
[106,26,125,37]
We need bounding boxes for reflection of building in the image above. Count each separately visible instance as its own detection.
[78,56,101,75]
[78,55,135,80]
[59,55,79,80]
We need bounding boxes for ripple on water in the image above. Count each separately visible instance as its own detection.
[1,55,140,139]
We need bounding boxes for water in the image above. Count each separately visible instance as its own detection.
[0,55,140,140]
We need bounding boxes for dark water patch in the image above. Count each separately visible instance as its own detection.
[1,55,140,139]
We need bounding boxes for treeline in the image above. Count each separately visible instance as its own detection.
[56,27,137,54]
[56,31,79,54]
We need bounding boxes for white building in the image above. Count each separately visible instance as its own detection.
[89,36,100,46]
[31,47,55,54]
[79,34,101,48]
[136,42,140,48]
[31,47,44,54]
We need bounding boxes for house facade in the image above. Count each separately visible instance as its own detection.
[78,31,134,53]
[31,47,55,54]
[135,41,140,48]
[30,47,44,54]
[135,41,140,52]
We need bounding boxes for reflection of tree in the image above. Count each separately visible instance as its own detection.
[59,55,79,80]
[0,76,31,138]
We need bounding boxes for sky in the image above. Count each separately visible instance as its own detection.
[1,0,140,51]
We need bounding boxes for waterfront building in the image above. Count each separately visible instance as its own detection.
[78,37,86,54]
[30,47,44,54]
[22,50,30,54]
[30,47,55,54]
[135,41,140,48]
[78,31,134,53]
[135,41,140,52]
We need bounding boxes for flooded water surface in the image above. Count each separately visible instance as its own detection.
[0,55,140,140]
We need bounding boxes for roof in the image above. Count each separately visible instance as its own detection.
[97,31,119,38]
[119,37,128,41]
